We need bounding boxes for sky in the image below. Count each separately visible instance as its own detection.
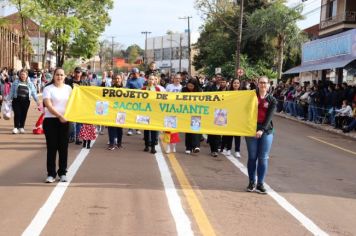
[102,0,205,49]
[1,0,322,49]
[104,0,322,49]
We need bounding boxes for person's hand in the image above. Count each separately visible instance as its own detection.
[58,115,67,123]
[256,130,264,138]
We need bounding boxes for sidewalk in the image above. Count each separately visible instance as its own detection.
[275,112,356,140]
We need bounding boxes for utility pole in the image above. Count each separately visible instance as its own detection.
[236,0,244,78]
[111,36,115,69]
[179,35,182,72]
[179,16,192,75]
[141,31,151,68]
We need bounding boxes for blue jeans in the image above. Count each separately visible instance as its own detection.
[245,133,273,184]
[308,105,319,122]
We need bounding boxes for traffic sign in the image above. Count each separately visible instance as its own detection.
[237,68,244,77]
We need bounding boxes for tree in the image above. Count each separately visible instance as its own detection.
[193,0,270,77]
[33,0,113,67]
[126,44,143,64]
[246,0,304,80]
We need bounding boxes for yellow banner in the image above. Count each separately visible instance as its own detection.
[64,86,257,136]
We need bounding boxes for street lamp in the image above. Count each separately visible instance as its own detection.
[179,16,192,75]
[141,31,151,68]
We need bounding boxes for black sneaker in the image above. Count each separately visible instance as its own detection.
[256,183,267,194]
[150,148,157,154]
[75,139,82,145]
[246,181,256,192]
[144,146,149,152]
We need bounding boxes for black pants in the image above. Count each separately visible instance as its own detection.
[43,118,69,177]
[12,98,30,128]
[208,135,221,153]
[222,136,241,152]
[144,130,158,147]
[335,116,352,129]
[185,133,201,151]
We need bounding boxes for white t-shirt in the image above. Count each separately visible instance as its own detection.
[166,83,182,92]
[42,84,72,118]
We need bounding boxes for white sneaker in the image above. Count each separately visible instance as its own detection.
[12,128,19,134]
[59,175,68,182]
[166,145,171,154]
[99,131,104,135]
[136,130,141,135]
[185,150,191,154]
[235,152,241,158]
[222,149,227,155]
[45,176,55,183]
[225,150,231,156]
[127,130,133,136]
[172,145,176,153]
[19,128,25,134]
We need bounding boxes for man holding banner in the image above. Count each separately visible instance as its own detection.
[126,68,145,136]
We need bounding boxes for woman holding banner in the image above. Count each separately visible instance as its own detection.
[142,75,161,154]
[182,78,202,154]
[245,76,277,194]
[42,68,72,183]
[221,78,242,158]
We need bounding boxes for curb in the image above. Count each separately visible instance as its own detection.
[274,112,356,140]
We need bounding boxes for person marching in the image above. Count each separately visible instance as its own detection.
[142,75,161,154]
[221,78,242,158]
[182,78,202,154]
[164,74,183,153]
[245,76,277,194]
[10,69,40,134]
[78,124,96,149]
[42,68,72,183]
[107,73,124,150]
[207,76,229,159]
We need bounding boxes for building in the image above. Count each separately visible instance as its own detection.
[145,32,198,75]
[3,12,56,69]
[284,0,356,84]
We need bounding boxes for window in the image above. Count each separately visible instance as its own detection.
[162,48,171,60]
[328,0,338,18]
[154,49,162,61]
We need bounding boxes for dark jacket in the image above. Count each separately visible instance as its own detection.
[257,91,277,134]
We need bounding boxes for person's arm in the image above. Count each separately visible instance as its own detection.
[260,95,277,132]
[43,98,67,123]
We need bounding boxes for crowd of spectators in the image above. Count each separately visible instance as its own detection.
[271,79,356,133]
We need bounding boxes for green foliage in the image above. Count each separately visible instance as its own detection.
[28,0,114,66]
[62,58,78,74]
[246,0,304,79]
[126,45,142,64]
[193,0,272,78]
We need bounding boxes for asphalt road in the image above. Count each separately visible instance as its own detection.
[0,105,355,236]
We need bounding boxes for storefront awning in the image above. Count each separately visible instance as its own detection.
[283,58,356,74]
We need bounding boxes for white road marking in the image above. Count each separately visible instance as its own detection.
[154,144,194,236]
[225,154,329,236]
[22,140,96,236]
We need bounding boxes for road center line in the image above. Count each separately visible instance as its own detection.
[22,140,96,236]
[224,154,328,236]
[154,144,194,236]
[308,136,356,156]
[160,142,217,236]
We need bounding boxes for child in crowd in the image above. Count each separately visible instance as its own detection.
[164,73,183,153]
[79,124,96,149]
